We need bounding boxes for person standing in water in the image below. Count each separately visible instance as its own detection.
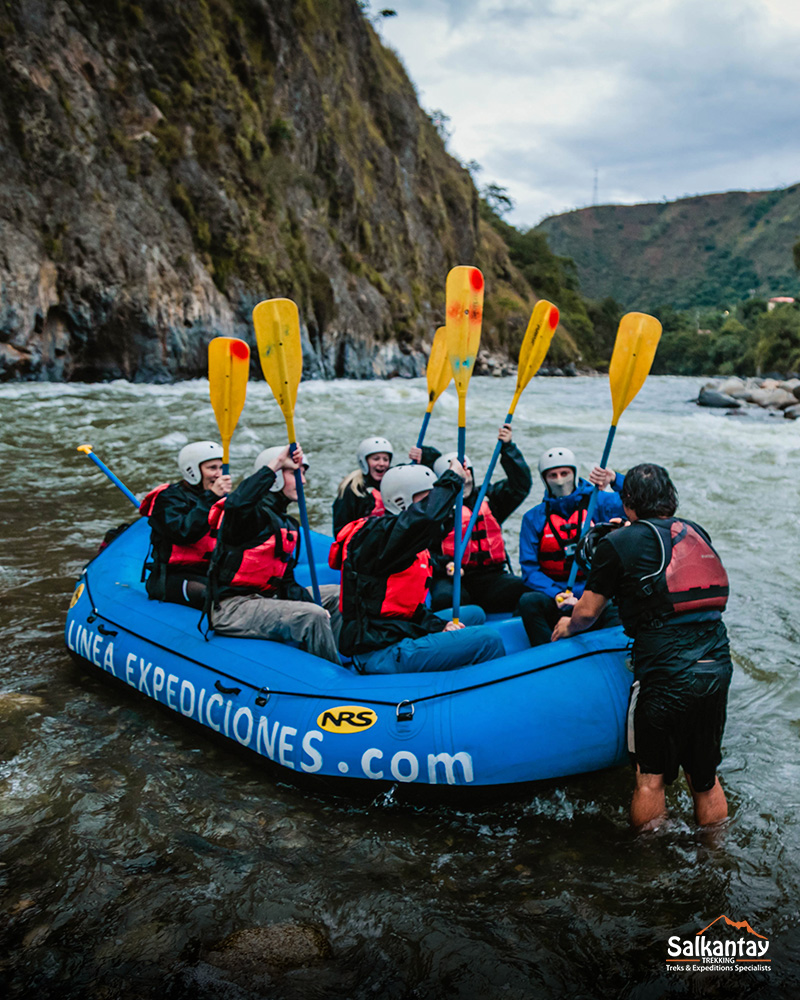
[551,463,733,831]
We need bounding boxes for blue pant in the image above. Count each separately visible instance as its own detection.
[354,606,505,674]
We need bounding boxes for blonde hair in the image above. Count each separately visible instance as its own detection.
[337,469,367,498]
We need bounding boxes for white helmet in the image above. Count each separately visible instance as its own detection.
[356,436,393,475]
[253,446,309,492]
[538,447,577,492]
[433,452,473,478]
[381,464,437,514]
[178,441,223,485]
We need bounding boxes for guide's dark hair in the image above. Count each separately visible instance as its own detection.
[620,463,678,518]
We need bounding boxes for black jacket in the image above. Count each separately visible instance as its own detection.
[210,466,313,604]
[332,476,383,538]
[339,471,462,656]
[146,480,219,598]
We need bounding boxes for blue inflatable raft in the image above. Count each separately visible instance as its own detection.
[65,518,633,790]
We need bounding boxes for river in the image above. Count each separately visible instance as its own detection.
[1,374,799,998]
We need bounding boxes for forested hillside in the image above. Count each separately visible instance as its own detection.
[537,187,800,311]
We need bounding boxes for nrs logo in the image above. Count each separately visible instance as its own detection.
[317,705,378,733]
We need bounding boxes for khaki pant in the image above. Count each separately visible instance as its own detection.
[212,585,342,664]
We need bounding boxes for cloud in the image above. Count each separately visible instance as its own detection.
[381,0,800,225]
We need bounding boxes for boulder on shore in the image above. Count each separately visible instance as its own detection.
[699,377,800,413]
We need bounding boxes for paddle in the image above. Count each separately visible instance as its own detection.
[445,265,484,623]
[561,311,662,597]
[460,299,559,553]
[77,445,140,508]
[208,337,250,475]
[414,325,452,458]
[252,297,321,605]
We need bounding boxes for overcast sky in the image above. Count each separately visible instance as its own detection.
[378,0,800,228]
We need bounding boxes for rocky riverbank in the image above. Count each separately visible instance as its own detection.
[697,376,800,418]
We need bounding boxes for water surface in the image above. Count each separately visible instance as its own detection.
[1,374,798,997]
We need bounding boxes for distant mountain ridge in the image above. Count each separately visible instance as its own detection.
[536,185,800,311]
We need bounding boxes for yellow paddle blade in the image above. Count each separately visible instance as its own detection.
[608,312,662,424]
[445,265,484,405]
[252,297,303,441]
[426,326,453,411]
[208,337,250,461]
[513,299,559,400]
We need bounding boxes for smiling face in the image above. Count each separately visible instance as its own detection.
[366,452,391,482]
[199,458,224,491]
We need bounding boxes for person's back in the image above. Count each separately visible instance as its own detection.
[552,463,733,830]
[141,441,231,608]
[335,463,505,673]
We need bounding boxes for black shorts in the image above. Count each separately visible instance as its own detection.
[627,635,732,792]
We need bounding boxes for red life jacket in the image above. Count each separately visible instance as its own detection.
[441,501,506,569]
[140,483,219,569]
[640,519,729,617]
[208,501,297,595]
[539,504,589,581]
[334,517,431,618]
[368,487,385,518]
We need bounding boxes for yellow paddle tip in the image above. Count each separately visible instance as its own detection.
[77,444,93,454]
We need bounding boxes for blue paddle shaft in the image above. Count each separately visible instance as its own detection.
[290,442,321,605]
[565,424,617,591]
[460,410,513,553]
[222,462,230,475]
[452,426,467,619]
[84,451,140,508]
[414,411,431,459]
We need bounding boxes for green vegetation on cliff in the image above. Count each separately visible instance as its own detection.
[0,0,622,380]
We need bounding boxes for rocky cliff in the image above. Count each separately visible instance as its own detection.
[0,0,564,381]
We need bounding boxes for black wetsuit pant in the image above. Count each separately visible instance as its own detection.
[518,590,622,647]
[429,569,530,614]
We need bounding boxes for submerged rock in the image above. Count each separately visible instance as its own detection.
[205,922,332,982]
[698,386,741,408]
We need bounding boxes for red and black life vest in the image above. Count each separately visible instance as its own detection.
[207,501,298,595]
[333,517,431,619]
[140,483,219,569]
[368,487,385,518]
[638,519,729,620]
[441,501,506,569]
[538,502,590,581]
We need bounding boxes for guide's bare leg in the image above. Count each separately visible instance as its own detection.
[630,768,668,830]
[686,774,728,826]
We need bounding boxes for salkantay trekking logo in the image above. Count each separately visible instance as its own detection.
[666,915,770,973]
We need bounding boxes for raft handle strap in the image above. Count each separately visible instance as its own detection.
[97,623,118,637]
[215,680,241,696]
[255,687,270,708]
